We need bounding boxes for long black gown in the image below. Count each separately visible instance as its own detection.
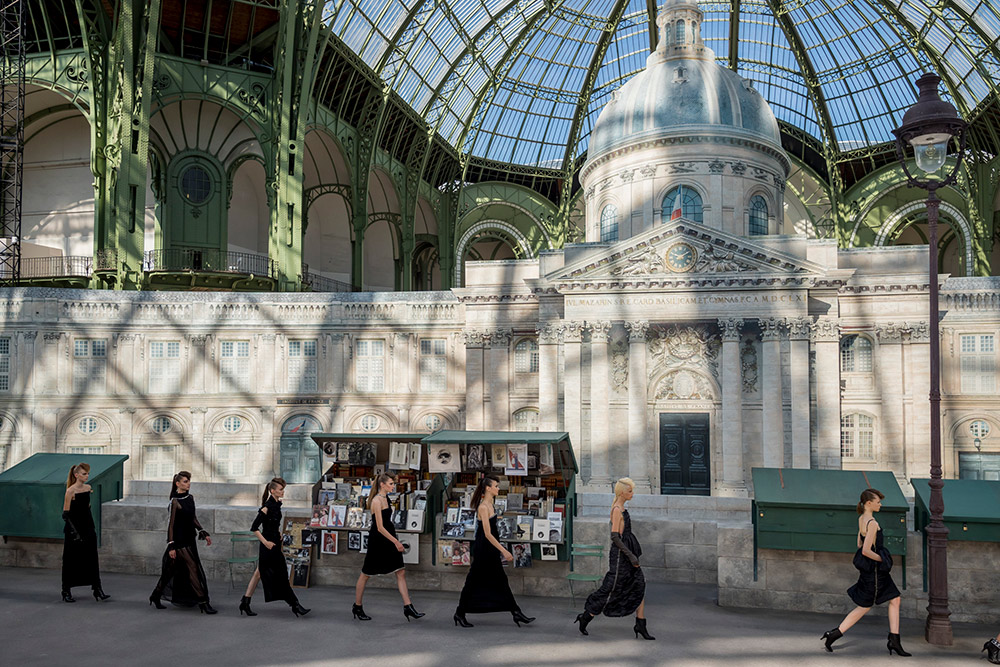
[250,496,299,604]
[152,493,211,605]
[362,506,404,576]
[62,491,102,591]
[584,509,645,617]
[456,514,521,615]
[847,519,901,607]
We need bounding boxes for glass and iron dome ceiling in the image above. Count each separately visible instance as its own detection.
[327,0,1000,168]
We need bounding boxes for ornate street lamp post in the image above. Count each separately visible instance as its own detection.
[892,73,967,647]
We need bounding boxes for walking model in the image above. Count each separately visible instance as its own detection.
[574,477,654,640]
[149,471,217,614]
[454,475,535,628]
[241,477,310,617]
[984,631,1000,664]
[822,488,909,656]
[352,473,425,621]
[61,463,110,603]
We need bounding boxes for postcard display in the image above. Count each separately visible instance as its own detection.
[431,439,576,567]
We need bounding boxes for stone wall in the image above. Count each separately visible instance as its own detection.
[717,523,1000,624]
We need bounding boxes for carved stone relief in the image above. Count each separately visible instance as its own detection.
[740,336,758,394]
[653,370,714,400]
[648,324,720,380]
[611,339,629,397]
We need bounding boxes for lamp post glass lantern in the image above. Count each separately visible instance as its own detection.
[892,72,967,647]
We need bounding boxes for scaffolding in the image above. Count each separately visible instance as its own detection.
[0,0,24,285]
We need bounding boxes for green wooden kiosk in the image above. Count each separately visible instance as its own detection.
[0,453,128,546]
[750,468,909,583]
[911,478,1000,590]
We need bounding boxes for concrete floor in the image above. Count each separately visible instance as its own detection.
[0,567,995,666]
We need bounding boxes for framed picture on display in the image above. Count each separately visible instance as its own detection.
[321,530,338,555]
[505,444,528,477]
[428,443,461,473]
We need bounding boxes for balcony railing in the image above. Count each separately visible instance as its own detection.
[143,249,276,278]
[301,270,353,293]
[19,255,93,279]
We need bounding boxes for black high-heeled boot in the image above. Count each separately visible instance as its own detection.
[821,627,843,652]
[351,603,371,620]
[148,593,166,609]
[61,590,75,603]
[983,638,1000,665]
[403,603,425,621]
[199,601,218,614]
[291,602,310,617]
[453,611,474,627]
[511,610,535,627]
[633,618,655,640]
[887,633,911,657]
[574,612,593,636]
[238,596,257,616]
[92,587,111,601]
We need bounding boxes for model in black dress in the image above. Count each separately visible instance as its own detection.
[240,477,310,617]
[454,475,534,628]
[575,477,653,639]
[353,473,424,621]
[822,488,909,656]
[61,463,110,603]
[149,471,217,614]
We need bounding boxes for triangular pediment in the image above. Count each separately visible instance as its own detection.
[546,220,827,284]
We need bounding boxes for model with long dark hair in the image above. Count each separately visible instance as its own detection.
[61,462,110,603]
[149,471,216,614]
[352,473,424,621]
[240,477,310,617]
[575,477,653,640]
[454,474,534,628]
[822,488,909,656]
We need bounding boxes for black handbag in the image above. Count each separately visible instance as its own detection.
[852,548,875,573]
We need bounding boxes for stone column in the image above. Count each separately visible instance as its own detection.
[537,323,561,431]
[788,317,811,468]
[812,318,841,469]
[718,318,746,496]
[625,321,650,493]
[563,322,584,458]
[760,318,785,468]
[463,330,486,429]
[487,330,511,430]
[588,321,613,487]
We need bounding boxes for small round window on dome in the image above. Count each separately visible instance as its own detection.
[151,416,171,434]
[970,420,990,439]
[424,414,442,432]
[360,415,379,432]
[223,415,243,433]
[180,165,212,204]
[78,417,98,435]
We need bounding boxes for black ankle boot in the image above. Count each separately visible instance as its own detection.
[238,595,257,616]
[512,610,535,627]
[351,603,371,620]
[92,587,110,601]
[822,627,843,652]
[199,601,218,614]
[403,603,425,621]
[61,590,75,603]
[575,611,593,636]
[633,617,655,640]
[887,633,911,657]
[291,602,310,617]
[983,638,1000,665]
[453,611,473,627]
[148,593,165,609]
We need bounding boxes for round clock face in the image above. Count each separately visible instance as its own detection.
[665,242,697,272]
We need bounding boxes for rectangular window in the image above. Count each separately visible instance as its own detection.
[355,339,385,392]
[288,340,318,393]
[419,339,447,392]
[215,444,247,478]
[149,341,181,393]
[68,446,106,455]
[143,445,176,479]
[840,414,855,458]
[960,334,996,394]
[0,336,9,391]
[73,339,107,393]
[220,340,251,392]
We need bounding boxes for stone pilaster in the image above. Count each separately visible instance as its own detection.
[487,329,511,430]
[718,318,746,496]
[329,334,344,393]
[588,320,613,487]
[563,322,584,461]
[187,335,208,394]
[787,317,811,468]
[625,320,650,493]
[537,323,561,431]
[760,318,785,468]
[463,329,486,430]
[811,318,841,469]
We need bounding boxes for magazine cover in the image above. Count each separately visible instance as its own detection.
[512,542,532,568]
[539,442,555,475]
[532,518,550,542]
[491,444,507,468]
[505,444,528,476]
[329,505,346,527]
[540,543,558,561]
[406,509,424,532]
[459,507,476,530]
[466,443,488,470]
[496,516,516,540]
[388,441,409,469]
[428,443,461,473]
[345,507,365,529]
[408,443,422,470]
[442,522,465,538]
[347,532,362,551]
[321,530,338,555]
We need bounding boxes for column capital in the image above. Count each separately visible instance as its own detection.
[488,329,512,347]
[810,318,840,342]
[461,329,488,347]
[625,320,650,342]
[536,323,561,344]
[587,320,613,342]
[563,321,585,343]
[875,322,907,343]
[21,331,37,342]
[908,320,930,342]
[787,316,812,340]
[760,317,786,341]
[717,318,744,342]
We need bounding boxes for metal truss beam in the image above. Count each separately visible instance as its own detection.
[0,0,25,285]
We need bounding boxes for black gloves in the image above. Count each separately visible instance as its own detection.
[62,511,82,542]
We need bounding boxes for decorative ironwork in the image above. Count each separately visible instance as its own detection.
[0,0,25,285]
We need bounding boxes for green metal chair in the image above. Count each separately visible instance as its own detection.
[228,530,259,590]
[566,542,604,607]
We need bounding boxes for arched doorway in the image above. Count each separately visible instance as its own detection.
[279,415,322,483]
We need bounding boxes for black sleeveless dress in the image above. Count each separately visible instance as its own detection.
[362,506,404,575]
[584,508,645,617]
[152,493,211,605]
[456,514,521,614]
[250,497,300,604]
[847,520,901,607]
[62,491,102,591]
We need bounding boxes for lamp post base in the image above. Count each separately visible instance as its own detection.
[925,614,953,646]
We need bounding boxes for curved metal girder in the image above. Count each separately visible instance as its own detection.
[728,0,741,70]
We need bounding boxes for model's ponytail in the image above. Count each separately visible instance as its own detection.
[66,462,90,488]
[856,488,884,514]
[368,473,394,507]
[470,474,500,510]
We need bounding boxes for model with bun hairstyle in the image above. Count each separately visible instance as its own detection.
[575,477,653,640]
[454,474,534,628]
[61,463,110,603]
[822,488,910,656]
[352,473,424,621]
[149,471,217,614]
[241,477,310,617]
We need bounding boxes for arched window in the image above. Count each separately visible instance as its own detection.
[514,338,539,373]
[841,413,875,459]
[748,195,769,235]
[674,20,686,44]
[600,204,618,242]
[662,186,703,223]
[840,335,873,373]
[513,408,540,432]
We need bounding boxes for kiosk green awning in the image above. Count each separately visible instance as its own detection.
[911,478,1000,542]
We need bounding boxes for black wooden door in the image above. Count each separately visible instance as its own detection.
[659,413,711,495]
